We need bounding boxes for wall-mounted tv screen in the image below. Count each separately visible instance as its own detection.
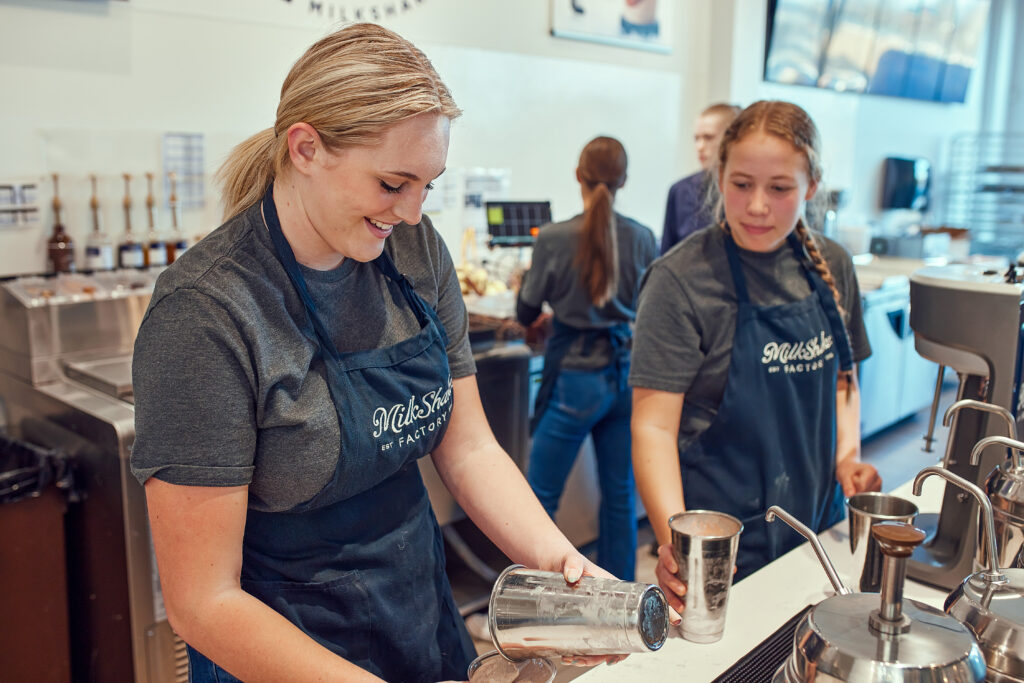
[764,0,990,103]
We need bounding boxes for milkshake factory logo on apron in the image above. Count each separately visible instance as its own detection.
[761,330,834,374]
[372,376,453,450]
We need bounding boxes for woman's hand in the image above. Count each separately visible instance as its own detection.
[555,552,630,668]
[836,459,882,497]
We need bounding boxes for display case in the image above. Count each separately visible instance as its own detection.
[944,132,1024,257]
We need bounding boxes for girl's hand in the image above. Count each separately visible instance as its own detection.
[654,543,687,615]
[837,460,882,497]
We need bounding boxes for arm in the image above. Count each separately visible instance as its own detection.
[430,375,588,578]
[431,375,651,662]
[834,370,881,496]
[145,481,382,682]
[631,386,688,611]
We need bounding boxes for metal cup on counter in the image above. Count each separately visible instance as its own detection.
[487,564,669,660]
[846,492,918,592]
[668,509,743,643]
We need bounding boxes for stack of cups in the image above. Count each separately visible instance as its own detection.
[668,510,744,643]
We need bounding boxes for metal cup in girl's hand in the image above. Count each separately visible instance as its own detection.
[669,510,743,644]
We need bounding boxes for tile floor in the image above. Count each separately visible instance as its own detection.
[467,386,959,682]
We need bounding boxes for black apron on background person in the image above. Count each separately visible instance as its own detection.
[678,231,853,582]
[530,318,632,434]
[187,184,475,682]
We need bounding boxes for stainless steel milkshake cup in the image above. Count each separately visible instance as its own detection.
[669,510,743,644]
[487,565,669,660]
[846,492,918,592]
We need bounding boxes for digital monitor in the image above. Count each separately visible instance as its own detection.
[881,157,931,211]
[485,201,552,246]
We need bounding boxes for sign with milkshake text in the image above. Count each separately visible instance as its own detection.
[373,376,453,452]
[762,330,834,375]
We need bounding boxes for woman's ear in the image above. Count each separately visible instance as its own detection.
[286,123,322,175]
[804,179,818,202]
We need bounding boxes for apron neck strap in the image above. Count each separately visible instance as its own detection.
[723,227,853,371]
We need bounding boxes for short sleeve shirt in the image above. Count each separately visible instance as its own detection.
[518,212,657,369]
[629,226,871,452]
[130,202,474,512]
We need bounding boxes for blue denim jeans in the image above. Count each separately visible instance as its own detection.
[528,363,637,580]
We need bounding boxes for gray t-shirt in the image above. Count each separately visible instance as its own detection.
[130,202,474,512]
[518,212,657,369]
[629,226,871,452]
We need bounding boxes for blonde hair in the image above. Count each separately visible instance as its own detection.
[575,137,627,307]
[717,101,854,379]
[217,23,461,220]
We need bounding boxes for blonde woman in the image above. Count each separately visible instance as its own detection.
[630,101,882,611]
[131,24,621,682]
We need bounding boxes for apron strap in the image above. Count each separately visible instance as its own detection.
[786,232,854,372]
[722,232,751,304]
[261,182,449,356]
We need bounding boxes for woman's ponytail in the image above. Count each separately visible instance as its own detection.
[576,181,619,307]
[574,136,627,308]
[216,128,282,220]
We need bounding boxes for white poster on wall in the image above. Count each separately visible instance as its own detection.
[551,0,671,54]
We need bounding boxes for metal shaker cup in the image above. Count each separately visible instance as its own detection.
[669,510,743,644]
[846,492,918,592]
[487,564,669,660]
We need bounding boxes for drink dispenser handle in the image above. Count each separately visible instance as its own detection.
[970,435,1024,470]
[869,522,926,635]
[765,506,850,595]
[914,465,1007,584]
[944,399,1018,442]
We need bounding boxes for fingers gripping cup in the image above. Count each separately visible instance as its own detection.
[846,493,918,592]
[668,510,743,643]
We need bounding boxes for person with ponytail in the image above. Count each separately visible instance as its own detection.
[130,24,627,683]
[517,136,658,581]
[630,101,881,604]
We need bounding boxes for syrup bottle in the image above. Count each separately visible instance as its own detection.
[144,172,167,268]
[118,173,145,269]
[164,172,189,263]
[47,173,75,273]
[84,174,115,271]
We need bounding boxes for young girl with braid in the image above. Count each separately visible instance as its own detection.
[629,101,881,602]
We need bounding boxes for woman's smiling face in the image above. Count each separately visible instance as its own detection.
[719,131,817,252]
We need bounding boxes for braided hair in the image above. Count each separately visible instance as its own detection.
[716,101,855,390]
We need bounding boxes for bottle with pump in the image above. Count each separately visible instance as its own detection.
[47,173,76,273]
[84,174,115,271]
[164,172,189,263]
[144,172,167,268]
[118,173,145,269]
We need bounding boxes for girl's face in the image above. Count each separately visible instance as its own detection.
[718,131,817,253]
[293,112,450,267]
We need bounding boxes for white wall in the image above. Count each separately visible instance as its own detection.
[0,0,708,276]
[0,0,1008,277]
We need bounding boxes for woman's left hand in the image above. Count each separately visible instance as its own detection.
[836,459,882,497]
[556,552,630,668]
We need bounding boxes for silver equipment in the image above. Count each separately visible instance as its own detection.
[907,263,1024,589]
[486,564,669,660]
[915,466,1024,683]
[0,271,183,683]
[970,436,1024,571]
[766,505,987,682]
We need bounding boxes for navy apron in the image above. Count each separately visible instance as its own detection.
[679,231,853,582]
[530,318,631,434]
[187,184,476,682]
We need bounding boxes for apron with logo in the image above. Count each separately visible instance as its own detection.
[679,231,853,582]
[187,184,475,682]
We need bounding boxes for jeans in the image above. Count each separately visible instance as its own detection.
[528,363,637,580]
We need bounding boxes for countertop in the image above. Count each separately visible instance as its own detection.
[576,476,949,682]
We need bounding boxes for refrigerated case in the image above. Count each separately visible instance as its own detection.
[859,280,940,438]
